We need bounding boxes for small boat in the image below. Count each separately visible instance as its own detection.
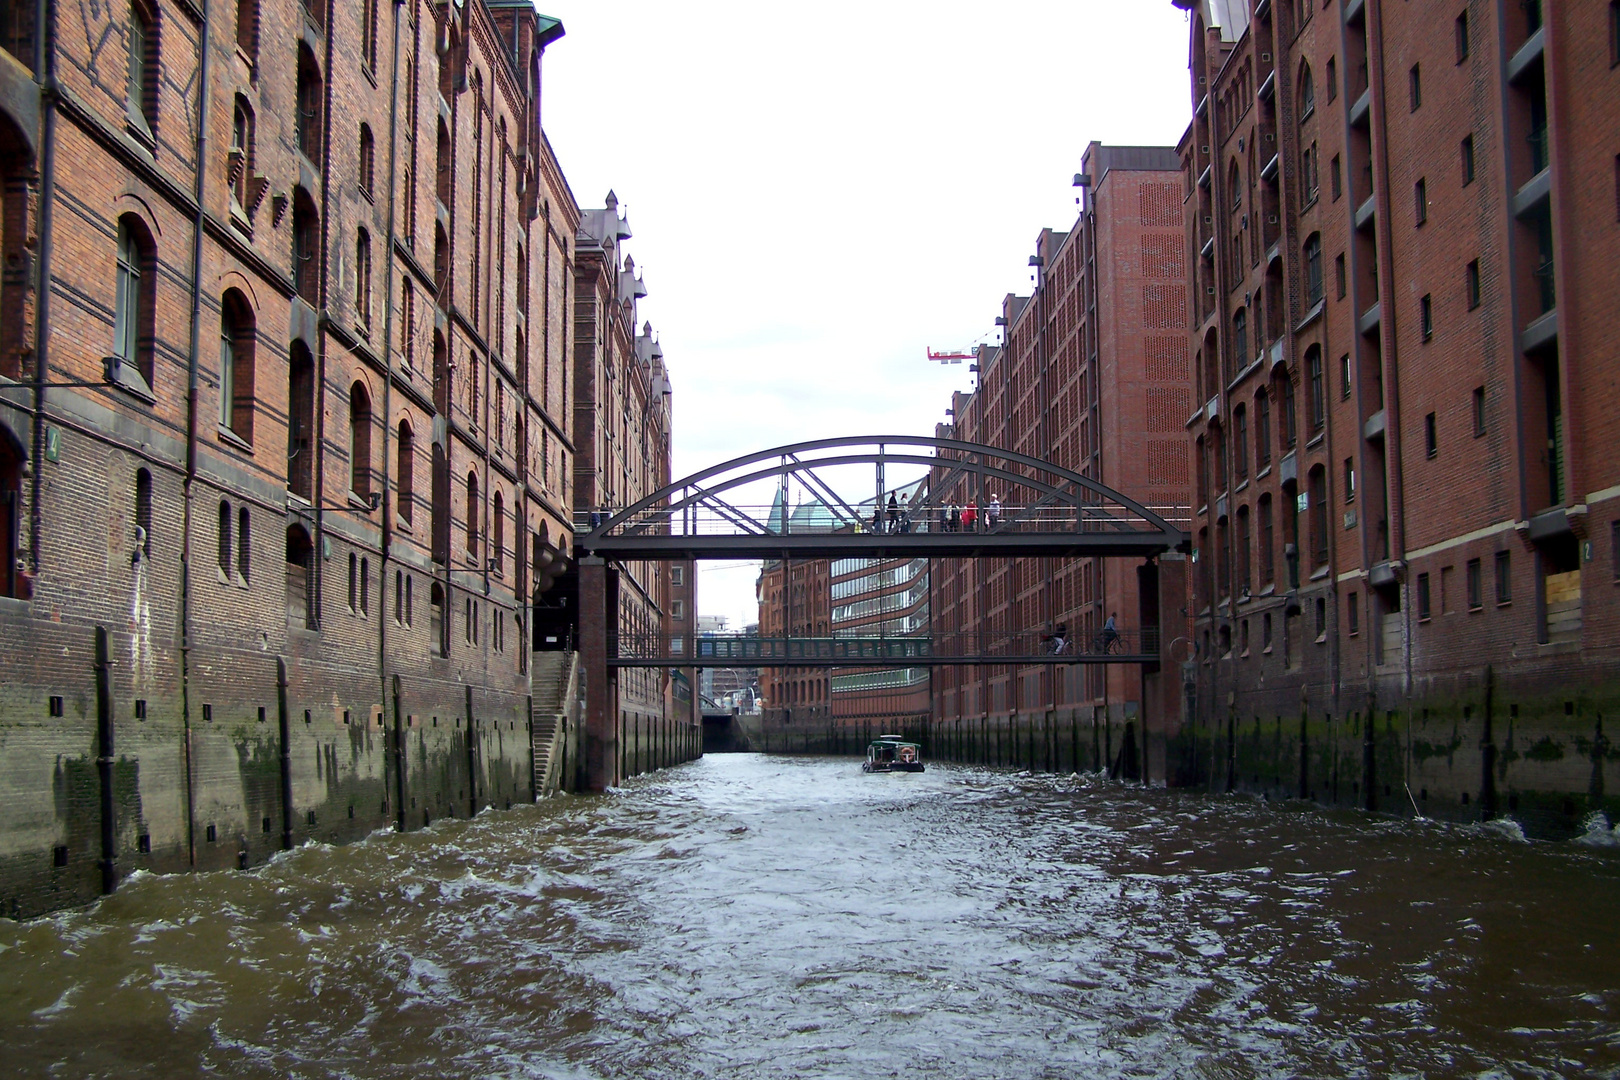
[862,734,924,773]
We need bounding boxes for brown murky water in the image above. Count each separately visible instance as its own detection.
[2,754,1619,1079]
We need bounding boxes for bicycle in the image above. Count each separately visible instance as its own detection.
[1091,630,1121,655]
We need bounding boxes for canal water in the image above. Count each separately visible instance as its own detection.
[3,755,1619,1079]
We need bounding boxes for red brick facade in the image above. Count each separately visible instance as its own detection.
[930,145,1191,751]
[1175,0,1619,833]
[0,0,687,918]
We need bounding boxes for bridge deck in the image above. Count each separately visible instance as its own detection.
[609,632,1159,668]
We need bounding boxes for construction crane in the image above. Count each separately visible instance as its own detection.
[925,347,976,365]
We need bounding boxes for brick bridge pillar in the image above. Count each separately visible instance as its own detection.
[578,556,619,789]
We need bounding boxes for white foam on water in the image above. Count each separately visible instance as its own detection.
[1573,811,1620,849]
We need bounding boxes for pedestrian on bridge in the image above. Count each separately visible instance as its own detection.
[1101,612,1119,653]
[963,499,977,532]
[987,493,1002,530]
[887,492,899,532]
[947,503,961,532]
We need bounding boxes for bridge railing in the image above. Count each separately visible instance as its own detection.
[609,627,1160,663]
[578,503,1191,539]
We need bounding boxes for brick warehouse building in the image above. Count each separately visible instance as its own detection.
[571,194,694,784]
[1172,0,1619,833]
[929,143,1193,776]
[0,0,686,919]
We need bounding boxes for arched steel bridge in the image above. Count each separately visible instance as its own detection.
[576,434,1189,562]
[574,435,1189,670]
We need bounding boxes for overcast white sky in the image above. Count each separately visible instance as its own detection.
[542,2,1195,629]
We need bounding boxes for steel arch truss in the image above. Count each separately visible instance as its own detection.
[576,434,1189,560]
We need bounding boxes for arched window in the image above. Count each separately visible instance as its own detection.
[355,228,372,328]
[349,381,372,499]
[1297,62,1315,121]
[436,119,451,207]
[358,124,375,197]
[115,215,157,393]
[292,188,320,304]
[433,222,448,295]
[400,278,415,368]
[1303,232,1323,305]
[237,507,251,584]
[466,470,479,558]
[135,468,152,562]
[396,420,414,526]
[219,289,255,440]
[287,524,315,628]
[235,0,258,62]
[1228,159,1242,210]
[126,1,157,136]
[347,550,357,611]
[492,490,504,575]
[296,45,322,163]
[287,341,315,498]
[218,500,232,575]
[432,329,449,414]
[230,96,254,212]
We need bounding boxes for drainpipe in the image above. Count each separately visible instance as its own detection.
[178,0,216,868]
[312,0,338,631]
[376,0,405,825]
[27,0,56,580]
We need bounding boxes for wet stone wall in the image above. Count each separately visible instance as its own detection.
[0,614,550,920]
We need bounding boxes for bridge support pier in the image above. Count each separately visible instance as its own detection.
[580,556,619,790]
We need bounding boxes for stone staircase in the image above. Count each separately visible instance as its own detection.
[531,651,578,796]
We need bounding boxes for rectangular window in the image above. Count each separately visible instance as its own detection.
[1456,11,1470,62]
[1414,178,1427,224]
[1335,253,1346,299]
[1326,57,1338,101]
[1473,385,1486,436]
[1315,596,1327,641]
[1462,135,1475,185]
[672,599,684,619]
[1343,457,1356,502]
[1420,294,1433,339]
[1467,558,1483,610]
[1340,353,1352,398]
[1425,412,1438,458]
[1417,573,1432,621]
[1348,591,1360,635]
[1330,154,1342,201]
[1466,259,1481,309]
[671,566,684,587]
[1409,64,1422,110]
[1495,550,1511,604]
